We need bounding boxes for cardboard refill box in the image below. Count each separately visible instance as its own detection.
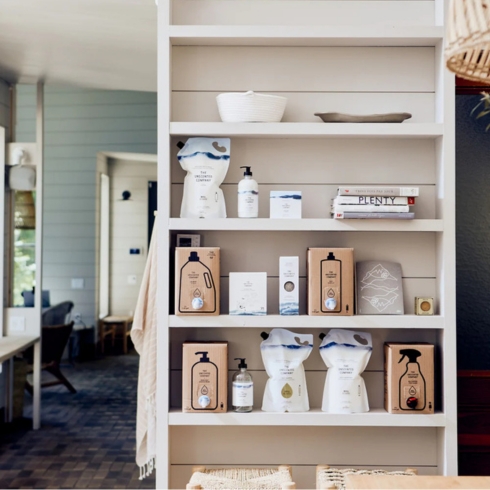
[182,342,228,413]
[175,247,220,316]
[307,248,354,316]
[384,343,434,414]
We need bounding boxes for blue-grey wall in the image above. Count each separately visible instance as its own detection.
[456,95,490,370]
[16,85,157,329]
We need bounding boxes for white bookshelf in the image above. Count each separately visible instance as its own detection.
[170,122,444,138]
[169,314,445,330]
[169,218,444,232]
[169,25,444,47]
[168,409,447,427]
[158,1,456,488]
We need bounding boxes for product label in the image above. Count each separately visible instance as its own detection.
[232,382,253,406]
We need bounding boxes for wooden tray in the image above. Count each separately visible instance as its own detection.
[315,112,412,123]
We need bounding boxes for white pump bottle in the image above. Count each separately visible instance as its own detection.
[238,166,258,218]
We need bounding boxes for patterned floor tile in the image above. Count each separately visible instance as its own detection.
[0,355,155,489]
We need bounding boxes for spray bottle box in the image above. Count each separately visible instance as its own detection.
[280,257,299,315]
[175,247,220,316]
[229,272,267,315]
[182,342,228,413]
[384,343,434,414]
[307,248,354,316]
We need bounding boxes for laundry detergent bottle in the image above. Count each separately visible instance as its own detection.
[398,348,426,411]
[178,251,216,314]
[321,252,342,313]
[191,351,218,410]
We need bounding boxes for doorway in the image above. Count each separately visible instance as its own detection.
[96,152,157,347]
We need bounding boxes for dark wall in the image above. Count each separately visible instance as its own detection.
[456,95,490,369]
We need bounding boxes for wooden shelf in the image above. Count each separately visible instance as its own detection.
[169,314,444,329]
[169,218,444,232]
[170,123,444,139]
[168,409,446,427]
[169,25,444,47]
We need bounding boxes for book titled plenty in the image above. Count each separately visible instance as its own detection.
[334,196,415,205]
[338,186,419,197]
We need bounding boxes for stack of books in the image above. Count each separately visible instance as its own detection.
[331,186,418,220]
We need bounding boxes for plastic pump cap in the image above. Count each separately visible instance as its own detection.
[235,357,247,369]
[240,166,252,176]
[189,251,200,262]
[192,297,204,310]
[260,332,269,340]
[325,297,337,310]
[198,395,211,408]
[195,351,210,362]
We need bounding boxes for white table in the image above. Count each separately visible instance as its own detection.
[0,335,40,429]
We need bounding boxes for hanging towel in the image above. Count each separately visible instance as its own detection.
[131,219,157,480]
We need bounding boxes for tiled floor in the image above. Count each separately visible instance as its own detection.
[0,354,156,489]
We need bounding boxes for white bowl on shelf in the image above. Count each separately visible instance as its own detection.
[216,91,288,122]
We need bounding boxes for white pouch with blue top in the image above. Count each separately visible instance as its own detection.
[178,137,230,219]
[261,328,313,412]
[320,329,372,413]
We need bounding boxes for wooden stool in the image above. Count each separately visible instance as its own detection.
[100,316,133,354]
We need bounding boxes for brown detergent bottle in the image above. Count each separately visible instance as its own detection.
[179,251,216,314]
[398,348,426,411]
[321,252,342,313]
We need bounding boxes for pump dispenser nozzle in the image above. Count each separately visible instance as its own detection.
[398,348,422,364]
[234,357,247,369]
[240,166,252,176]
[195,351,210,362]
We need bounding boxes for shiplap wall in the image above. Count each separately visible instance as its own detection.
[16,85,157,330]
[108,158,157,315]
[0,80,9,141]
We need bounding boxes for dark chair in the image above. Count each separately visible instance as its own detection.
[42,301,74,326]
[25,321,77,394]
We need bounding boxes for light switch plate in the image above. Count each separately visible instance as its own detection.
[127,275,137,285]
[10,316,25,332]
[71,278,85,289]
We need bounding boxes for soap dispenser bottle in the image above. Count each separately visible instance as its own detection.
[232,357,253,412]
[191,351,218,410]
[238,166,258,218]
[398,348,426,411]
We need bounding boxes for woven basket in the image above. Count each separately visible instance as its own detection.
[216,91,287,122]
[445,0,490,82]
[316,465,417,490]
[187,465,296,490]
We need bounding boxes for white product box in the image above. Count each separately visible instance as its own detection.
[229,272,267,316]
[280,256,299,315]
[270,191,302,219]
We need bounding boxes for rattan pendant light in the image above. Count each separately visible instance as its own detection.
[446,0,490,82]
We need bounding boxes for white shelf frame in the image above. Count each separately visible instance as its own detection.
[169,218,443,232]
[170,122,444,139]
[158,2,457,487]
[169,25,444,47]
[169,314,445,330]
[168,409,447,427]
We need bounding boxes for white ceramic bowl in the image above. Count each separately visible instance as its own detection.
[216,91,288,122]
